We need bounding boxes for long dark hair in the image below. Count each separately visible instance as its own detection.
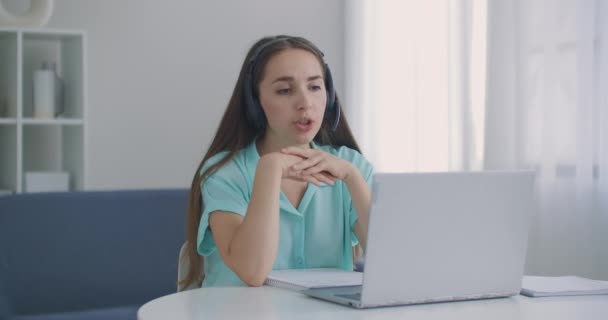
[181,35,362,289]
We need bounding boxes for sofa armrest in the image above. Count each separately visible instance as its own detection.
[0,189,188,317]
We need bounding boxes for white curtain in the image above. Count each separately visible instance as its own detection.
[345,0,487,172]
[485,0,608,279]
[345,0,608,279]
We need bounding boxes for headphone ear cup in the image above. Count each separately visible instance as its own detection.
[324,63,336,110]
[323,64,340,131]
[331,100,341,131]
[252,99,266,129]
[243,70,265,129]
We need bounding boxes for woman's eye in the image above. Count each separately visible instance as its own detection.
[310,85,322,91]
[276,88,290,95]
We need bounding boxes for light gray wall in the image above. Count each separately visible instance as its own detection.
[47,0,345,190]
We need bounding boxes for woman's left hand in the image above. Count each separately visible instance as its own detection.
[281,147,356,185]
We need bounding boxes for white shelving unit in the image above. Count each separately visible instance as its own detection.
[0,28,87,194]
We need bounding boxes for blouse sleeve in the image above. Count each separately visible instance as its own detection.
[342,148,374,246]
[197,166,249,257]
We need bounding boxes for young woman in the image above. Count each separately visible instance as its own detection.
[182,35,373,288]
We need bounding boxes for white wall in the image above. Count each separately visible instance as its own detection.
[46,0,345,190]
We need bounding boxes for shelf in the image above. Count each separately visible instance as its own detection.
[22,33,84,119]
[0,28,86,193]
[0,118,17,125]
[22,118,83,126]
[22,125,84,191]
[0,124,17,192]
[0,27,84,36]
[0,31,18,118]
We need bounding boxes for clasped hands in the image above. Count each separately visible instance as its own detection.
[277,146,355,187]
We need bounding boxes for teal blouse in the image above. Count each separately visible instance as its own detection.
[197,140,373,287]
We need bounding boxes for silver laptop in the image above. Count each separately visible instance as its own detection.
[303,171,535,308]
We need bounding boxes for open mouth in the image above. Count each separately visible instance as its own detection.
[295,118,312,125]
[293,117,314,131]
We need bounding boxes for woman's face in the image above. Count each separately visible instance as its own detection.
[257,48,327,148]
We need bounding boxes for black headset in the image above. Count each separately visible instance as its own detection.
[243,36,341,131]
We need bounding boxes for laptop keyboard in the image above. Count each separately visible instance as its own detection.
[336,293,361,301]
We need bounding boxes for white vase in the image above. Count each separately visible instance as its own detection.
[33,62,63,118]
[0,0,54,27]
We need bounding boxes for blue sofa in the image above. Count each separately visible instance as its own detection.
[0,189,188,320]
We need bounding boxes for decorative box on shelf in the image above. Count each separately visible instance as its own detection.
[25,171,70,193]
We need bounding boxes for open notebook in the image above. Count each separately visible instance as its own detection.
[264,268,363,291]
[521,276,608,297]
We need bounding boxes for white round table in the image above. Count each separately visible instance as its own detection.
[138,286,608,320]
